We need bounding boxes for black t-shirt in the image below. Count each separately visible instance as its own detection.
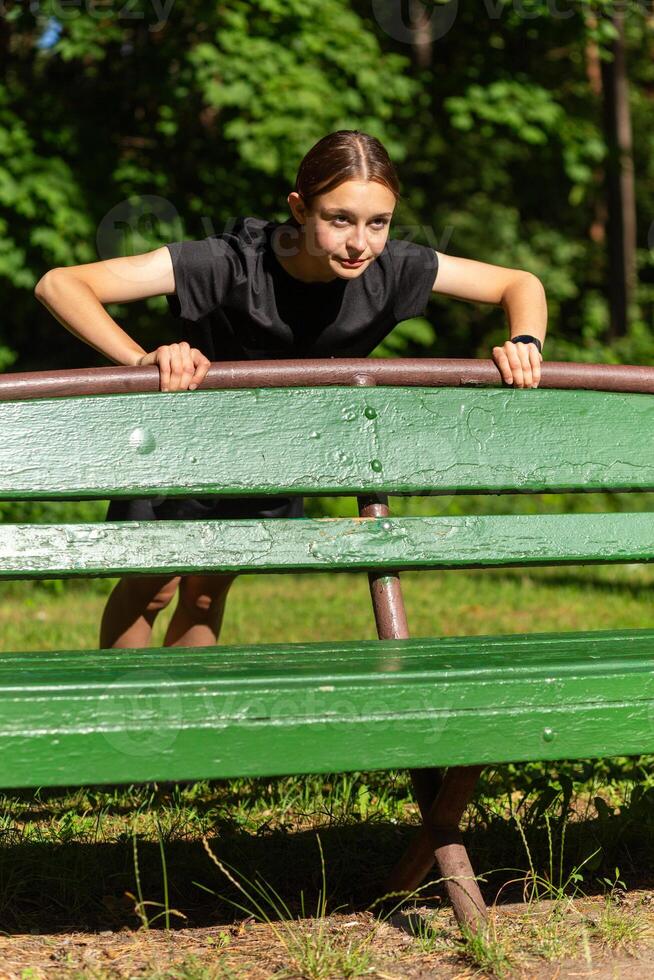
[165,215,438,360]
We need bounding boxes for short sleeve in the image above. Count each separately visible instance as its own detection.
[389,241,439,322]
[165,236,237,322]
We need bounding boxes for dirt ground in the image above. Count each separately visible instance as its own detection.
[1,892,654,979]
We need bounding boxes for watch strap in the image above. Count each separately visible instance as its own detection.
[510,334,542,354]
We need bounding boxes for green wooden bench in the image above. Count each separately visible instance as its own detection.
[2,357,654,931]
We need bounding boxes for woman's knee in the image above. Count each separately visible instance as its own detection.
[115,575,181,614]
[177,574,237,616]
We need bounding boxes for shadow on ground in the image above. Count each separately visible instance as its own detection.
[1,774,654,937]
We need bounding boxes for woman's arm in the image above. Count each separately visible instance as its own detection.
[432,251,547,388]
[34,247,210,391]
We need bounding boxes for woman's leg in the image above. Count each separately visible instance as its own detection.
[99,574,181,649]
[99,496,300,650]
[163,573,237,647]
[157,498,303,647]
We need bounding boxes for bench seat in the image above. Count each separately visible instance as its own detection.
[3,627,654,789]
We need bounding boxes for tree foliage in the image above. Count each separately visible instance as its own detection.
[1,0,653,371]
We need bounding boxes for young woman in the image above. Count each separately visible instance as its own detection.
[34,129,547,651]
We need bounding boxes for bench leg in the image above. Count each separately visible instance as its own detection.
[385,765,487,931]
[358,494,487,932]
[410,766,443,819]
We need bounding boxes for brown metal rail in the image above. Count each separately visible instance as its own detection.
[2,357,654,401]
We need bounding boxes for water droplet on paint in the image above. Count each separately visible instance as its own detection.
[129,427,156,455]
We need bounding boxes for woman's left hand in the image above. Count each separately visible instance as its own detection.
[492,340,543,388]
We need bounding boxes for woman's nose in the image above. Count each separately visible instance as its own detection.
[347,229,367,253]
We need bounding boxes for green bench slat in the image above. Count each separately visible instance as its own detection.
[3,387,654,499]
[2,512,654,579]
[1,628,653,788]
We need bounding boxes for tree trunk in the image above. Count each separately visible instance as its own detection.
[600,7,638,338]
[585,14,607,246]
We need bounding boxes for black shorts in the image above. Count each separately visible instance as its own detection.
[105,495,305,522]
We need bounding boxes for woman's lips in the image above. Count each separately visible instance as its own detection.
[340,257,367,267]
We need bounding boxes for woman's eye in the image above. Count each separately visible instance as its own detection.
[332,217,388,228]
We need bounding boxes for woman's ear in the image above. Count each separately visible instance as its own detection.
[287,191,308,226]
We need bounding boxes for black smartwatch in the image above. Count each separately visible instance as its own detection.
[510,334,542,354]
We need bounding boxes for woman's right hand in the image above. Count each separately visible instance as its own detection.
[137,342,211,391]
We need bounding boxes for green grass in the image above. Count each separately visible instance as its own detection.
[3,562,654,652]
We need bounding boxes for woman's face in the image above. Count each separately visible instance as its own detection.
[292,179,397,279]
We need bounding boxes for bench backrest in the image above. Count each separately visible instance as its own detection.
[1,384,654,581]
[2,385,653,497]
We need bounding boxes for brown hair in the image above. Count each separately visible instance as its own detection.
[289,130,401,225]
